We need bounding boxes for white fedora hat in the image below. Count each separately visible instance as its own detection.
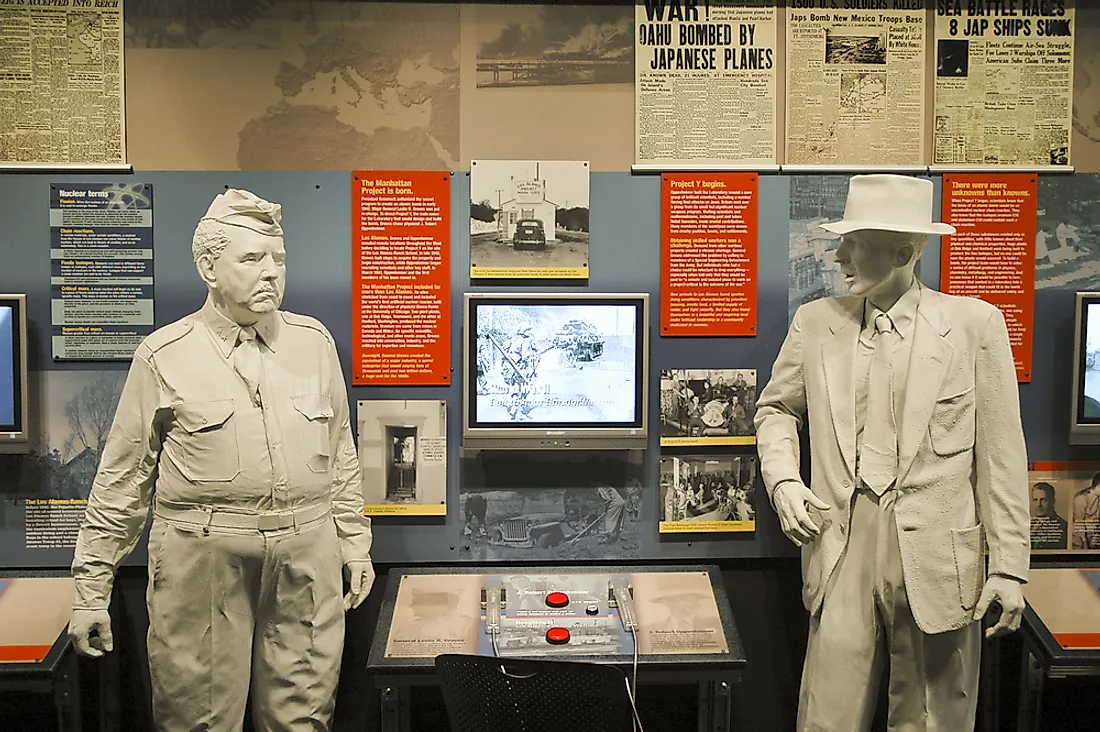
[820,174,956,236]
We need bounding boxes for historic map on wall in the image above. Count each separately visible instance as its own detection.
[124,0,459,170]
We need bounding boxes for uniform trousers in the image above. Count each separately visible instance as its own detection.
[145,506,345,732]
[798,487,980,732]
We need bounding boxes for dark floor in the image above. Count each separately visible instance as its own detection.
[0,663,1098,731]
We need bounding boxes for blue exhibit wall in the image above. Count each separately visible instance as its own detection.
[1,170,1092,570]
[4,170,1099,732]
[1,170,785,565]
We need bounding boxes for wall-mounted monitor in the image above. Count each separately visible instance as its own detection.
[1071,292,1100,445]
[0,294,29,454]
[463,293,649,450]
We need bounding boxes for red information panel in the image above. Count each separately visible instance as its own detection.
[352,171,451,385]
[941,173,1037,382]
[661,173,758,337]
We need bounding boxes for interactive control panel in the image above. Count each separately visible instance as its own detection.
[480,576,639,656]
[381,568,731,660]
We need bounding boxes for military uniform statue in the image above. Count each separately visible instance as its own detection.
[69,190,375,732]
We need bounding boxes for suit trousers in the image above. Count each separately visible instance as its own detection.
[798,488,980,732]
[145,509,345,732]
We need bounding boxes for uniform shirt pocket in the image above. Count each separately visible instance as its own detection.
[173,400,240,482]
[291,393,333,473]
[929,386,976,456]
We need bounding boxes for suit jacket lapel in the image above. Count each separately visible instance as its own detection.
[821,298,862,478]
[897,291,954,484]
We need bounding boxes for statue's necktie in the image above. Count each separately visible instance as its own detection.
[234,326,263,406]
[859,313,898,495]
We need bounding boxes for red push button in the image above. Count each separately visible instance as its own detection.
[546,627,570,645]
[546,591,569,608]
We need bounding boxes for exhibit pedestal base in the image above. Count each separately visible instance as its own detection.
[376,673,738,732]
[368,564,746,732]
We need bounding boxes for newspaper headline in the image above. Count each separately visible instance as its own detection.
[786,2,927,165]
[933,0,1075,166]
[0,0,125,163]
[635,0,777,164]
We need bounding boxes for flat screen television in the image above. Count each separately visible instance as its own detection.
[0,294,29,454]
[1071,292,1100,445]
[463,293,649,449]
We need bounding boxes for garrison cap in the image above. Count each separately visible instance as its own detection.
[201,189,283,237]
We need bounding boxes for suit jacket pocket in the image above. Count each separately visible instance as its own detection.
[800,544,820,613]
[951,524,984,611]
[930,387,976,456]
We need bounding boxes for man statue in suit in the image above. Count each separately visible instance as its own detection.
[755,174,1029,731]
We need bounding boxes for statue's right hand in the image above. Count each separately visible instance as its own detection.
[773,481,830,547]
[69,608,113,658]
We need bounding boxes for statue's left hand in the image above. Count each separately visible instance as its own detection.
[343,560,375,611]
[973,575,1024,638]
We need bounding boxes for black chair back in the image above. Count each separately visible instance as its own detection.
[435,653,633,732]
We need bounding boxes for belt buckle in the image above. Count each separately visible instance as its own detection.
[257,513,289,532]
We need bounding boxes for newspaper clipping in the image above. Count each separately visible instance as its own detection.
[786,3,927,165]
[933,2,1075,166]
[635,0,777,164]
[0,0,125,163]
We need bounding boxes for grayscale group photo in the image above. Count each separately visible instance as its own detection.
[659,369,757,444]
[660,455,758,526]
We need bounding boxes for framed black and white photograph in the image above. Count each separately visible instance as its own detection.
[1035,175,1100,290]
[659,455,757,534]
[659,369,756,446]
[357,400,447,515]
[459,449,642,561]
[1026,465,1100,554]
[459,483,642,562]
[1030,478,1071,552]
[469,159,590,280]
